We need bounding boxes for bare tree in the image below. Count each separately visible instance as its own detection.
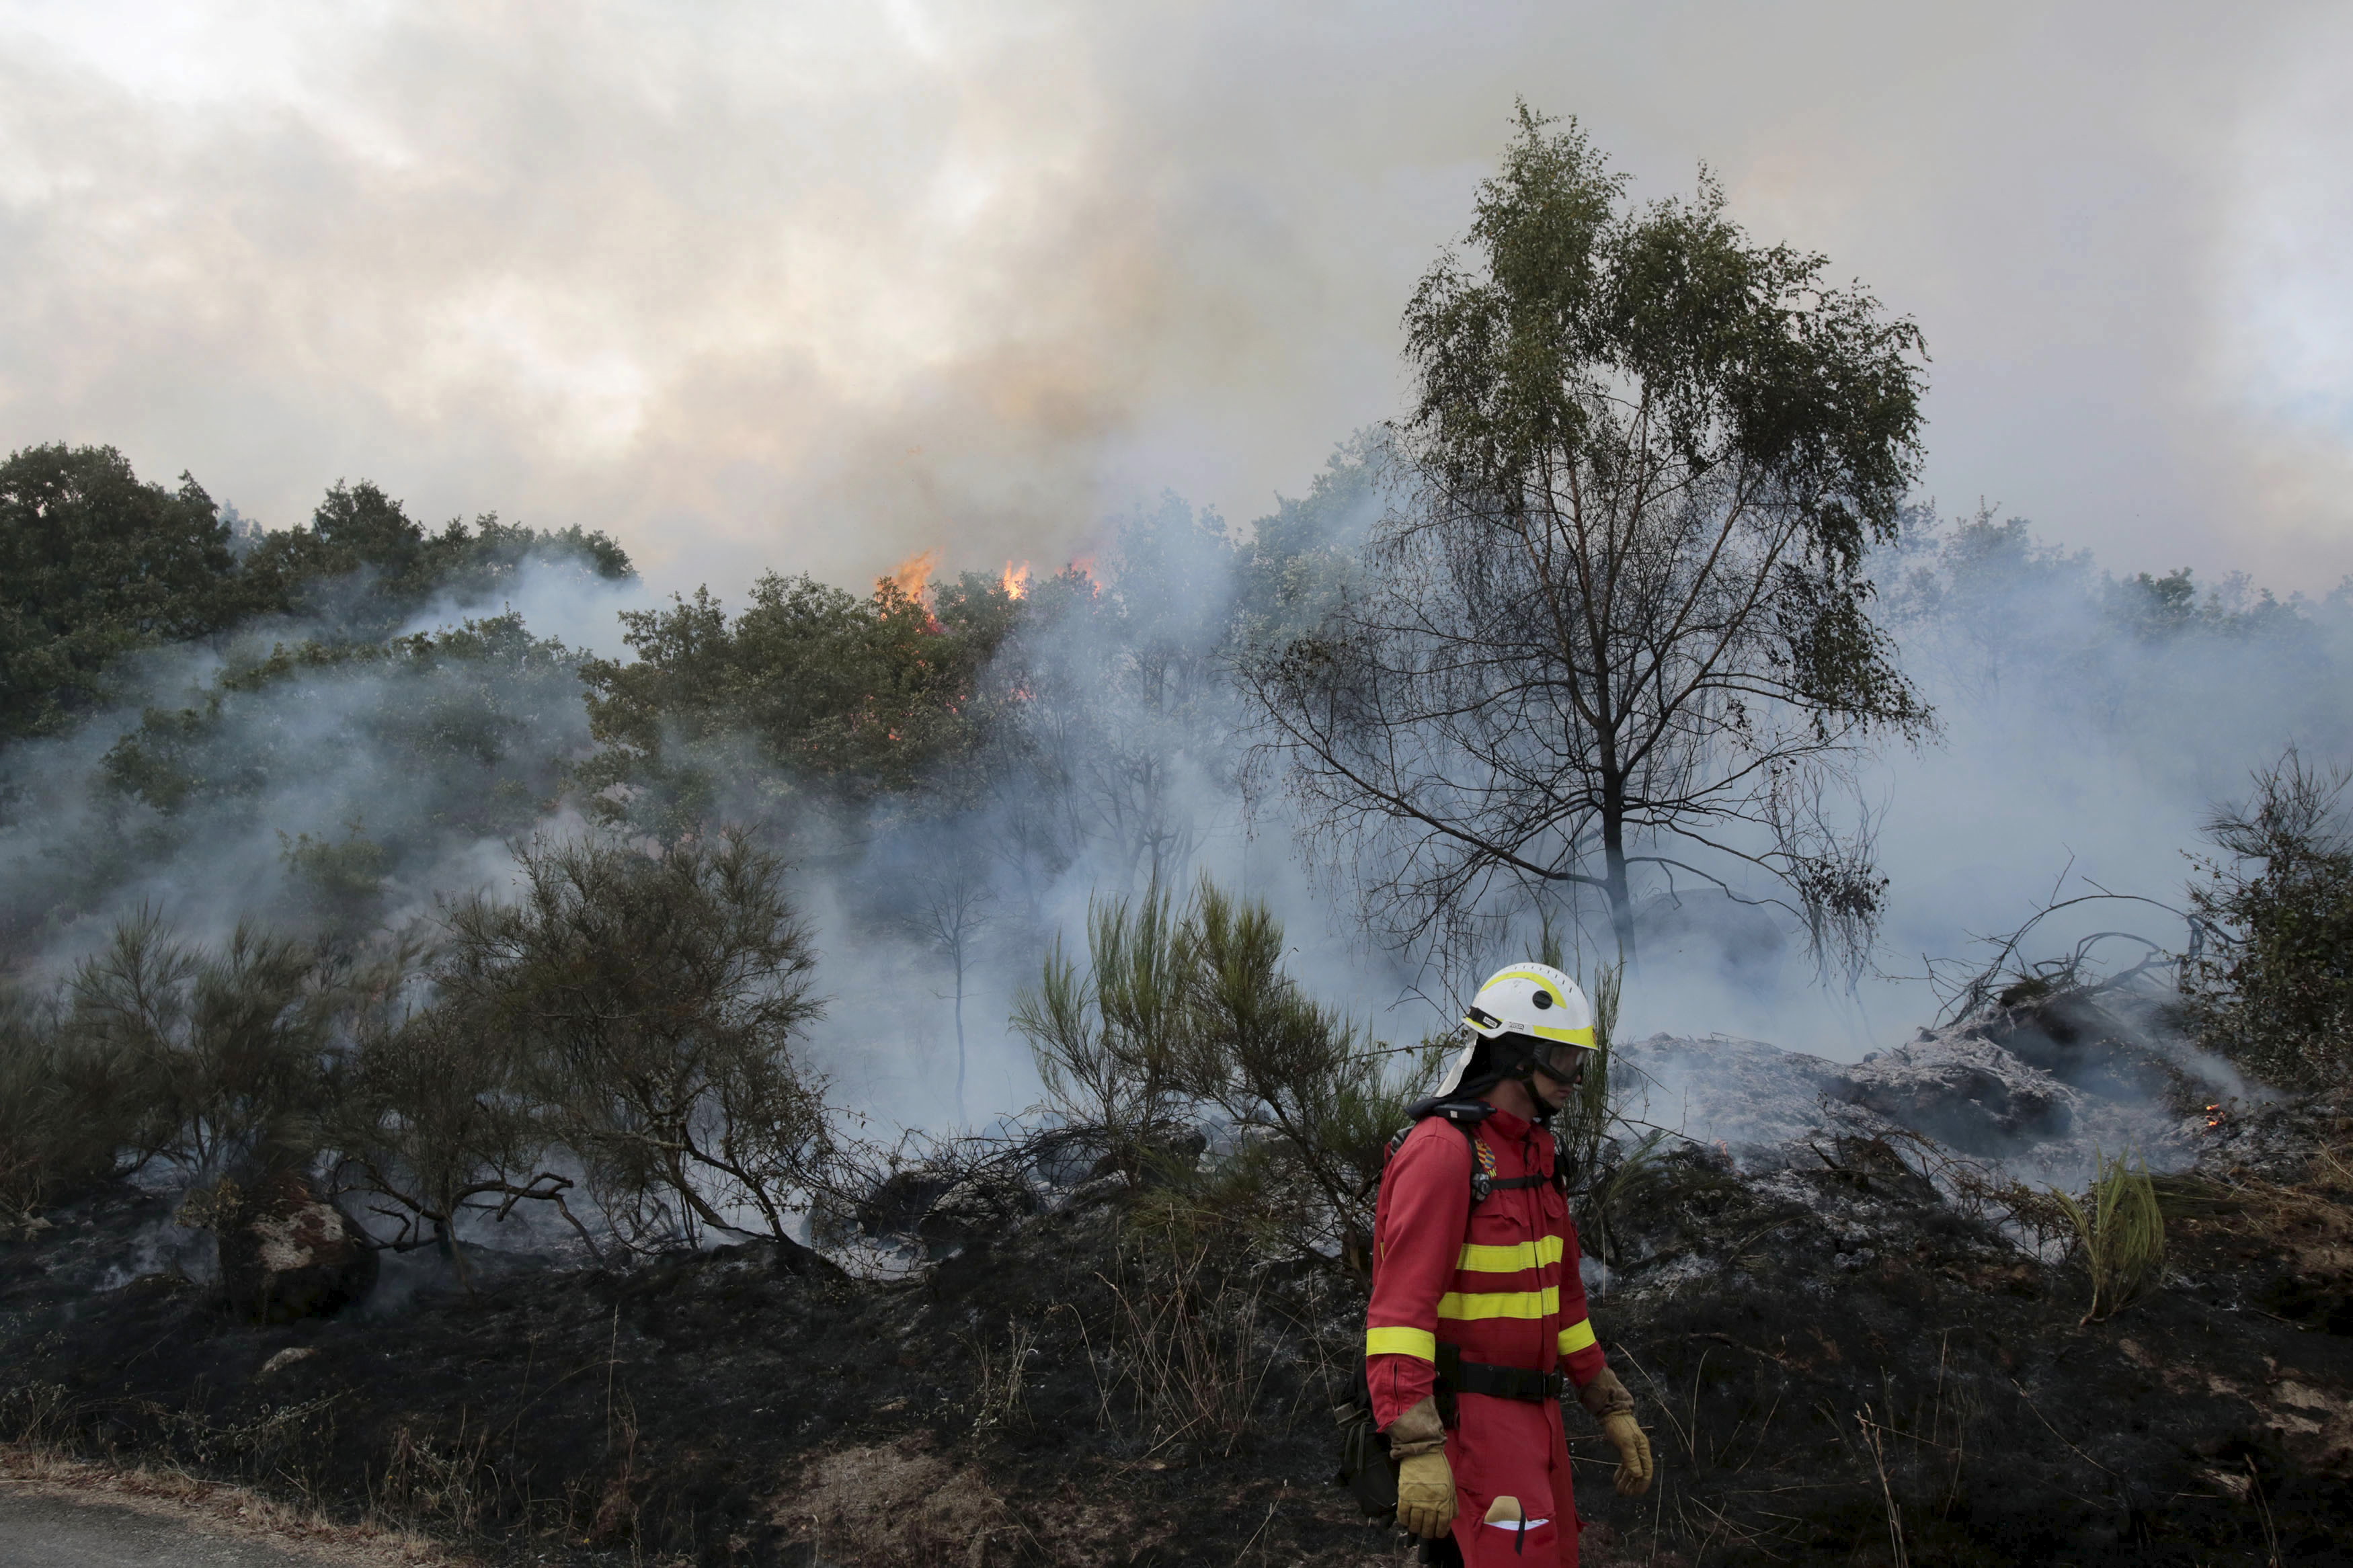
[1245,108,1930,970]
[900,833,996,1128]
[1000,501,1234,895]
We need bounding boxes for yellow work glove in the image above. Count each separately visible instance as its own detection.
[1601,1410,1654,1495]
[1397,1452,1458,1537]
[1385,1396,1458,1538]
[1577,1366,1655,1496]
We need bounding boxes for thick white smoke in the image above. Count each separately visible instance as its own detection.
[3,458,2344,1157]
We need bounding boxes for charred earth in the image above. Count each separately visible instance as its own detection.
[3,995,2350,1567]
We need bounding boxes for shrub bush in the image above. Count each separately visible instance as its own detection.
[0,986,143,1225]
[1014,876,1428,1273]
[2184,749,2353,1090]
[430,828,827,1255]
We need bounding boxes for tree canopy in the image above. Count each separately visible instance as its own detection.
[0,444,633,746]
[1,444,246,740]
[1247,107,1931,968]
[575,570,1025,834]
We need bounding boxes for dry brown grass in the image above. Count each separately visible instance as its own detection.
[772,1440,1196,1568]
[1094,1223,1275,1459]
[0,1442,467,1565]
[773,1441,1024,1568]
[2157,1132,2353,1329]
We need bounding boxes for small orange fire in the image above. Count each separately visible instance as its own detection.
[1000,561,1031,599]
[885,548,940,604]
[2204,1103,2226,1130]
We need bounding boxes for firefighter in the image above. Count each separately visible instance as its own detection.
[1365,962,1654,1567]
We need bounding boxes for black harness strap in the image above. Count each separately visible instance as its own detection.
[1387,1096,1568,1204]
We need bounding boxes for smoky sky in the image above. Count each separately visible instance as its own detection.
[2,1,2349,597]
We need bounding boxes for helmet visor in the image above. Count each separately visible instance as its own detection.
[1527,1040,1592,1085]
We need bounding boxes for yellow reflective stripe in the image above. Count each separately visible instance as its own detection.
[1367,1325,1437,1361]
[1492,968,1568,1005]
[1558,1318,1598,1356]
[1457,1235,1566,1272]
[1462,1016,1597,1048]
[1435,1286,1561,1321]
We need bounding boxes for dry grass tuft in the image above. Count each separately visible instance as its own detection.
[1091,1222,1275,1458]
[776,1442,1023,1568]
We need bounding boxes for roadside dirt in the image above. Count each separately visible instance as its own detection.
[0,1448,462,1567]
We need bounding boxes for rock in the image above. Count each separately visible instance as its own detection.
[846,1163,1042,1253]
[1612,1034,1869,1160]
[216,1169,377,1323]
[1086,1126,1207,1183]
[1613,1012,2198,1188]
[856,1167,955,1238]
[1843,1033,2078,1155]
[255,1346,317,1378]
[915,1174,1039,1248]
[1062,1174,1128,1211]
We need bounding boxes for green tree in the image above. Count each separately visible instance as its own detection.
[1012,882,1197,1183]
[0,444,244,739]
[577,570,1023,833]
[82,615,588,942]
[1174,879,1416,1273]
[56,910,353,1180]
[244,481,634,639]
[0,983,147,1223]
[1246,106,1930,967]
[1012,876,1428,1272]
[329,995,591,1282]
[0,446,631,746]
[1232,431,1386,649]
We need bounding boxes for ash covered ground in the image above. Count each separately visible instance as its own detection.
[4,992,2350,1568]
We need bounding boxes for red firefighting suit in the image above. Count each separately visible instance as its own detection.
[1366,1104,1604,1568]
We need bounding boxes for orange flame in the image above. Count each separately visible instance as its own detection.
[1000,561,1031,599]
[885,548,940,603]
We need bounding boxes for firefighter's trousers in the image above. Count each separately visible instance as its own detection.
[1444,1391,1579,1568]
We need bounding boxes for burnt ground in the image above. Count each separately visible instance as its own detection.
[3,1088,2351,1567]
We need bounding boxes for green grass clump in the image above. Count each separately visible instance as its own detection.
[2051,1147,2165,1323]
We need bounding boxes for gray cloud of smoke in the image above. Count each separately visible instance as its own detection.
[7,2,2353,1158]
[2,1,2348,604]
[2,476,2345,1171]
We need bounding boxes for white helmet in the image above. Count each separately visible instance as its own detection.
[1436,962,1597,1096]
